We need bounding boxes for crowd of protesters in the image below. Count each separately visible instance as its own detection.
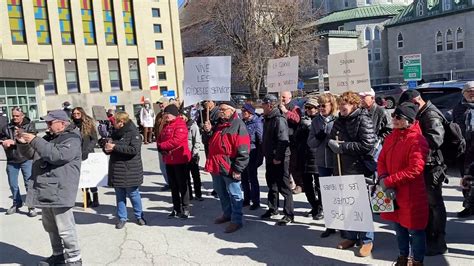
[2,82,474,265]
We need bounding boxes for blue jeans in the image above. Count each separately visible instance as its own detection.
[158,153,169,185]
[212,174,243,225]
[114,187,143,221]
[318,166,333,177]
[346,230,374,244]
[6,160,32,206]
[394,223,426,262]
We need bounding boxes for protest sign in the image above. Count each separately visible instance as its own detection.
[328,49,371,94]
[183,56,231,106]
[79,153,109,189]
[319,175,374,232]
[266,56,299,92]
[92,106,108,121]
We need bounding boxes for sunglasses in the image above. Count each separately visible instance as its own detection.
[318,104,328,108]
[304,105,317,109]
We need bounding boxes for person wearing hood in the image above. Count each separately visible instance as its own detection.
[377,102,429,266]
[1,107,37,217]
[453,81,474,218]
[240,103,264,210]
[105,112,146,229]
[71,107,99,207]
[157,105,192,218]
[140,98,155,144]
[181,108,203,201]
[22,110,83,265]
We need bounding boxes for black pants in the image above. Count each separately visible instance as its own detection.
[187,157,202,198]
[242,149,260,205]
[166,164,190,213]
[265,158,294,217]
[424,166,447,248]
[289,145,304,187]
[303,173,321,211]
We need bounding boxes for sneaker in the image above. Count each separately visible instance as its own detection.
[249,204,260,211]
[160,185,170,192]
[180,210,190,219]
[337,239,357,250]
[214,215,231,224]
[260,209,279,219]
[320,228,336,238]
[457,207,474,218]
[224,223,242,233]
[6,204,20,215]
[168,211,181,218]
[137,218,146,226]
[28,208,38,218]
[313,208,324,220]
[276,215,294,226]
[357,242,373,257]
[115,220,126,229]
[38,254,65,265]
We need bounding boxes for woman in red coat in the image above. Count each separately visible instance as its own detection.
[157,104,191,218]
[377,102,429,266]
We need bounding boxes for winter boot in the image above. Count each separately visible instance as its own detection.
[91,192,99,207]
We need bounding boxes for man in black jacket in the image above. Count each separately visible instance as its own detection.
[261,94,294,225]
[399,90,447,256]
[359,89,392,145]
[1,107,37,217]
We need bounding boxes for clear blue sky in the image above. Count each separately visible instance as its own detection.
[178,0,185,7]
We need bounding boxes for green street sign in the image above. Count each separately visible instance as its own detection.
[403,54,422,81]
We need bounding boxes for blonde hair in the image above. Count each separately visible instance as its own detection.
[114,112,130,123]
[318,93,338,116]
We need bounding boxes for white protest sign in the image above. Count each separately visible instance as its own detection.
[319,175,374,232]
[183,56,231,106]
[266,56,299,92]
[79,153,109,189]
[328,49,371,94]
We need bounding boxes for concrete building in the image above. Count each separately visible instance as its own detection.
[385,0,474,82]
[0,0,184,119]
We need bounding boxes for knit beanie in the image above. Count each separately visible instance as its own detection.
[394,102,418,123]
[163,104,179,116]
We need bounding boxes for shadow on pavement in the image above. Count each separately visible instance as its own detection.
[0,242,43,265]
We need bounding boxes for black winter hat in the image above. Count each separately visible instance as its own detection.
[219,101,237,109]
[163,104,179,116]
[393,102,418,123]
[398,89,421,104]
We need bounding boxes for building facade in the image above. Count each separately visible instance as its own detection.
[0,0,184,119]
[386,0,474,82]
[313,0,413,14]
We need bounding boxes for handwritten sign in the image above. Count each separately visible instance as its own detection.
[328,49,371,94]
[92,106,108,121]
[319,175,374,232]
[183,56,231,106]
[266,56,299,92]
[79,153,109,189]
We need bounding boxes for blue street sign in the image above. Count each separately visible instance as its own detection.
[163,90,176,97]
[407,80,417,89]
[109,95,118,104]
[162,91,168,97]
[298,81,304,90]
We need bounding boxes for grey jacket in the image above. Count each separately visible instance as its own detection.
[307,114,336,169]
[26,125,82,208]
[187,120,202,157]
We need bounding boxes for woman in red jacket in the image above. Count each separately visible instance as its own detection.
[157,104,191,218]
[377,102,429,266]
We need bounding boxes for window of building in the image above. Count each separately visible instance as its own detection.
[129,59,140,90]
[366,0,373,5]
[436,31,443,52]
[103,0,117,45]
[155,40,163,50]
[344,0,349,7]
[159,86,168,94]
[34,0,51,44]
[397,33,404,48]
[446,29,454,50]
[109,59,121,91]
[374,27,381,41]
[87,60,101,92]
[156,56,165,65]
[0,80,39,120]
[152,8,161,17]
[41,60,56,95]
[313,46,319,64]
[456,28,464,49]
[368,49,372,62]
[374,49,381,61]
[365,27,372,41]
[158,72,167,81]
[416,1,424,16]
[58,0,74,44]
[65,60,79,93]
[443,0,452,11]
[122,0,136,45]
[153,24,162,33]
[7,0,27,44]
[399,55,404,70]
[81,0,96,45]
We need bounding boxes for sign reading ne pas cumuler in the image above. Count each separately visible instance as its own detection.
[328,49,371,94]
[266,56,299,92]
[183,56,231,106]
[319,175,374,232]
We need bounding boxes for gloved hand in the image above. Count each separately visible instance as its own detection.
[328,139,343,154]
[315,130,327,140]
[385,188,396,200]
[432,169,446,187]
[192,154,200,163]
[378,178,388,191]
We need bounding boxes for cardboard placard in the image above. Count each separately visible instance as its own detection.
[92,106,108,121]
[79,153,109,188]
[328,49,371,95]
[266,56,299,92]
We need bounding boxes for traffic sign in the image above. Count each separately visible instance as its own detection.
[162,90,176,98]
[403,54,422,81]
[407,80,417,89]
[298,81,304,90]
[109,95,118,104]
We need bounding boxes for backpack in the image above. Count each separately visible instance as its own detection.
[435,110,466,166]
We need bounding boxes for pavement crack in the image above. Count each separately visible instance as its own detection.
[105,226,128,266]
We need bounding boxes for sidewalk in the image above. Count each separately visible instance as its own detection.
[0,146,473,265]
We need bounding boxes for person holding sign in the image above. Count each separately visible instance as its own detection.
[328,91,376,257]
[377,102,429,265]
[204,102,250,233]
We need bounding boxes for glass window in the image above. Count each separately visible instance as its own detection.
[374,27,381,41]
[456,28,464,49]
[58,0,74,44]
[443,0,452,11]
[374,49,381,61]
[155,40,163,50]
[159,86,167,94]
[416,1,423,16]
[158,71,167,81]
[399,55,404,70]
[122,0,136,45]
[152,8,160,17]
[153,24,162,33]
[81,0,96,45]
[156,56,165,65]
[446,29,454,51]
[7,0,27,44]
[0,80,39,121]
[103,0,116,45]
[436,31,443,52]
[34,0,51,44]
[109,59,121,91]
[366,0,372,5]
[41,60,56,95]
[87,60,101,92]
[65,60,79,93]
[129,59,140,90]
[365,27,371,41]
[368,49,372,62]
[397,33,404,48]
